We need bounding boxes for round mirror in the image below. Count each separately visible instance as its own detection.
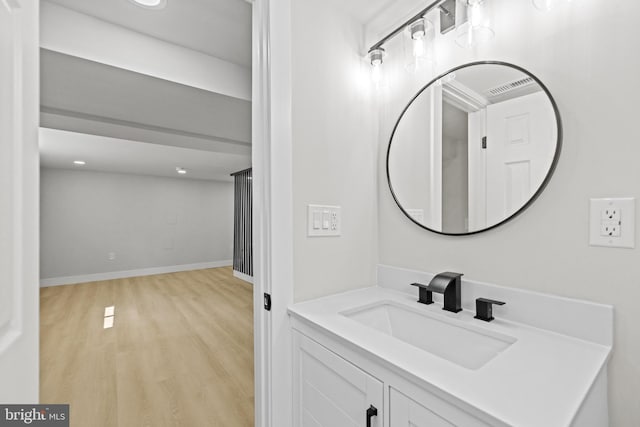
[387,61,562,235]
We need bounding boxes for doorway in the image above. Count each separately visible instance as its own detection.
[37,0,255,425]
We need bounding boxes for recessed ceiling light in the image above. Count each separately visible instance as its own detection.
[176,167,187,175]
[128,0,168,10]
[73,160,86,165]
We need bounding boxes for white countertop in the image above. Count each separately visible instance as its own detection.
[288,286,611,427]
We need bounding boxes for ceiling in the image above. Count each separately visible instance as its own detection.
[454,65,541,103]
[40,0,252,181]
[455,66,528,95]
[40,128,249,182]
[332,0,400,25]
[41,50,251,149]
[44,0,252,67]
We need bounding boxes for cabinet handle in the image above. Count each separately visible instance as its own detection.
[366,404,378,427]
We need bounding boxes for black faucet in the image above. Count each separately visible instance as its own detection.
[410,272,463,313]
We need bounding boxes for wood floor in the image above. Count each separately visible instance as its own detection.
[40,267,254,427]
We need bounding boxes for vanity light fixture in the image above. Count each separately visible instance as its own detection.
[404,18,435,72]
[368,48,385,85]
[128,0,168,10]
[455,0,495,49]
[176,167,187,175]
[366,0,497,79]
[73,160,86,165]
[409,19,427,57]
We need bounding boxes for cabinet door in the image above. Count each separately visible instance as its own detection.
[390,388,491,427]
[293,331,383,427]
[391,388,453,426]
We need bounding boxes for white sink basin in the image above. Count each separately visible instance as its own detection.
[341,301,516,370]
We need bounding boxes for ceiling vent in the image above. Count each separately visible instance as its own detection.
[486,76,536,97]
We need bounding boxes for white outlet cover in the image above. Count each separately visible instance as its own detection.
[589,198,635,248]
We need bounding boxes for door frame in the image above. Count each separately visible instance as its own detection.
[252,0,294,426]
[0,0,292,414]
[0,0,40,403]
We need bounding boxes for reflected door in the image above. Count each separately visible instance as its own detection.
[485,91,556,225]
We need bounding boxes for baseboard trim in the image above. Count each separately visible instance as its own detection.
[40,260,233,287]
[233,270,254,284]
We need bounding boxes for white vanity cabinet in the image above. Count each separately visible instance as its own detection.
[289,281,612,427]
[293,331,383,427]
[292,328,497,427]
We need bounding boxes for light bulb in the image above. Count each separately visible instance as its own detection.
[371,63,382,85]
[468,0,484,27]
[404,18,434,73]
[412,37,425,58]
[368,48,385,86]
[409,19,426,59]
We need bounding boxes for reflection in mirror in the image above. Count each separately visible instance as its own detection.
[387,62,561,235]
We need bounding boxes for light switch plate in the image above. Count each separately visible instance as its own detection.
[589,198,635,248]
[307,205,341,237]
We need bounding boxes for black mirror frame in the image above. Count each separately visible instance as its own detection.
[386,60,563,236]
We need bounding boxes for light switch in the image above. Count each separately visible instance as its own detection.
[307,205,341,237]
[322,211,330,229]
[589,198,635,248]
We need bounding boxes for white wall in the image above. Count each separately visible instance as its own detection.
[291,0,378,301]
[388,86,435,225]
[40,168,233,282]
[40,2,251,101]
[376,1,640,424]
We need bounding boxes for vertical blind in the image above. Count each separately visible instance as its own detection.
[231,168,252,277]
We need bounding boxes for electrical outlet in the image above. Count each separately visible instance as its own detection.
[600,221,621,237]
[108,252,116,261]
[590,198,635,248]
[331,212,338,230]
[601,207,621,221]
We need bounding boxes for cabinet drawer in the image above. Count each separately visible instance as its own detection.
[293,331,383,427]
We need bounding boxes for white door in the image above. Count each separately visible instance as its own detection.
[485,91,556,225]
[293,332,383,427]
[0,0,40,403]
